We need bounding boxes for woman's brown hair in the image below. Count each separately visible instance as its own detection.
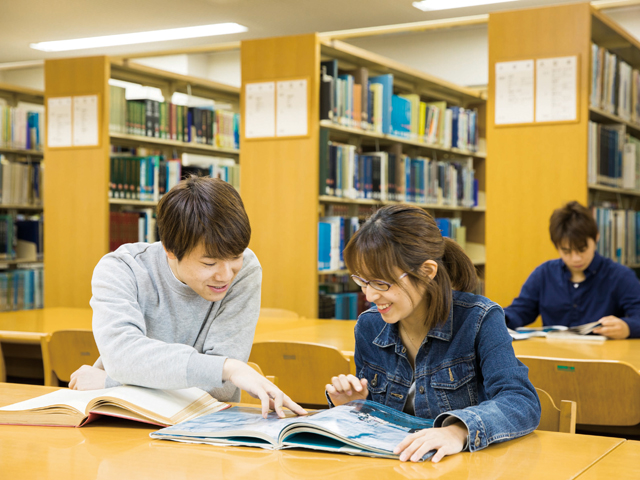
[343,205,477,330]
[157,175,251,261]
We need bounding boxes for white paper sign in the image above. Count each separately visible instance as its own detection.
[276,79,308,137]
[245,82,275,138]
[47,97,72,148]
[535,56,578,123]
[495,60,535,125]
[73,95,99,146]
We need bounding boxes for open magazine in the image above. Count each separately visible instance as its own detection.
[151,400,436,461]
[508,321,605,341]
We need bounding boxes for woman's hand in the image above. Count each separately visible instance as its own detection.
[394,422,468,463]
[69,365,108,390]
[325,374,368,406]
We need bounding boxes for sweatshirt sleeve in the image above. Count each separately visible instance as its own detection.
[188,252,262,401]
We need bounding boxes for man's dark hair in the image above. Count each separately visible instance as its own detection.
[157,176,250,261]
[549,201,598,251]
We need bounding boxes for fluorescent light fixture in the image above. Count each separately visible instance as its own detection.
[30,23,247,52]
[412,0,518,11]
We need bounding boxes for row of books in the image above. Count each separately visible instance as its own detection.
[587,121,640,189]
[320,142,477,207]
[318,291,368,320]
[0,215,43,260]
[593,206,640,266]
[436,218,467,250]
[320,60,480,151]
[318,216,361,271]
[109,153,240,201]
[590,43,640,122]
[0,104,44,151]
[0,267,44,311]
[0,156,43,206]
[109,210,157,252]
[110,86,240,149]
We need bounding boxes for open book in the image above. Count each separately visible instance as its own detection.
[508,321,605,341]
[0,386,228,427]
[151,400,435,461]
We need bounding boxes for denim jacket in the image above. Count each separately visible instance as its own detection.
[354,290,541,452]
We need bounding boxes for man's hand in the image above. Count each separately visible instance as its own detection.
[69,365,108,390]
[223,358,307,418]
[593,316,630,339]
[393,422,469,463]
[325,374,368,406]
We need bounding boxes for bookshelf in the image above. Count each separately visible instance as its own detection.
[486,3,640,309]
[44,56,241,308]
[241,34,487,318]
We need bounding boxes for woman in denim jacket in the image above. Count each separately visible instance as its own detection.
[326,205,540,463]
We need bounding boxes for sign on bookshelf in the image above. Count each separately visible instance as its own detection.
[47,97,72,148]
[73,95,99,146]
[276,79,308,137]
[495,60,534,125]
[245,81,276,139]
[535,56,578,123]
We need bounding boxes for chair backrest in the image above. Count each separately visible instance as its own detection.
[519,355,640,426]
[240,362,278,405]
[535,387,576,433]
[0,342,5,383]
[259,308,299,319]
[42,330,100,385]
[249,341,350,406]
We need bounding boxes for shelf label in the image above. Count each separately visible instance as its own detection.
[535,56,578,123]
[47,97,72,148]
[73,95,99,146]
[276,79,308,137]
[245,82,275,139]
[495,60,534,125]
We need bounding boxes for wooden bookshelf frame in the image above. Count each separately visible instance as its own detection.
[44,56,241,308]
[241,34,487,318]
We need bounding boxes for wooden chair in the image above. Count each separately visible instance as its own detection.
[0,342,5,383]
[259,308,299,319]
[518,356,640,427]
[41,330,100,386]
[240,362,278,405]
[249,341,351,407]
[535,387,576,434]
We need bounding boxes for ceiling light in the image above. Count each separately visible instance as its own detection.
[412,0,519,11]
[30,23,247,52]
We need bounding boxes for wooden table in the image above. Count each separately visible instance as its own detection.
[0,308,93,380]
[512,338,640,371]
[576,440,640,479]
[0,383,629,480]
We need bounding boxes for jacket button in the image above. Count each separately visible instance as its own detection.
[419,386,425,394]
[401,347,407,353]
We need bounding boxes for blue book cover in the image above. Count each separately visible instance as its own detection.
[450,106,461,149]
[334,294,346,320]
[391,95,411,139]
[365,155,373,200]
[318,222,331,270]
[151,400,435,461]
[369,74,393,134]
[436,218,451,238]
[347,292,359,320]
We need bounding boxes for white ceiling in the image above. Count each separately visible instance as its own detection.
[0,0,592,64]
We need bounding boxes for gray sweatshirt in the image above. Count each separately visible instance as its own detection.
[90,242,262,402]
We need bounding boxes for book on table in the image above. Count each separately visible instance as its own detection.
[150,400,436,461]
[508,321,605,341]
[0,385,228,427]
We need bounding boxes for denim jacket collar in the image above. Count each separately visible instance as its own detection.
[372,304,454,349]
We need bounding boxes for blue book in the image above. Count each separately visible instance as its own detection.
[436,218,451,238]
[334,294,346,320]
[391,95,411,138]
[347,292,359,320]
[318,223,331,270]
[369,74,393,134]
[151,400,435,461]
[450,107,461,149]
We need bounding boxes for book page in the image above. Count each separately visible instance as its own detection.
[0,388,104,414]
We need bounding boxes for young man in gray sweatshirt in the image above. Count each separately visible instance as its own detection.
[69,176,305,418]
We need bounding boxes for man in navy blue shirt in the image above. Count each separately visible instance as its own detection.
[504,201,640,339]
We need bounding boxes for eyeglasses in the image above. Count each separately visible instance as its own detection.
[351,273,408,292]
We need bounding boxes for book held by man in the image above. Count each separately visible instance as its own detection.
[0,386,228,427]
[508,321,606,341]
[150,400,435,461]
